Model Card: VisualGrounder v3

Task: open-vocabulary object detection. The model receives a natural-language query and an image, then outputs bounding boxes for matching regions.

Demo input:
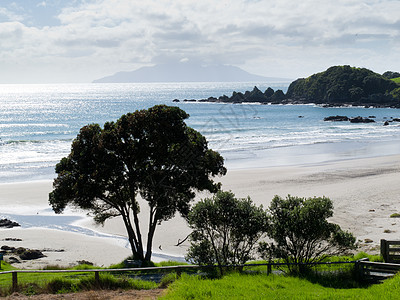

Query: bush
[186,190,267,275]
[259,195,356,274]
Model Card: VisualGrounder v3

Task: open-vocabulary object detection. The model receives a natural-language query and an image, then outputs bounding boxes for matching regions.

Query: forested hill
[286,66,400,107]
[177,65,400,108]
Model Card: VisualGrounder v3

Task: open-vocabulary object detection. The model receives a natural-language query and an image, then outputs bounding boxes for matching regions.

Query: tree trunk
[145,214,158,261]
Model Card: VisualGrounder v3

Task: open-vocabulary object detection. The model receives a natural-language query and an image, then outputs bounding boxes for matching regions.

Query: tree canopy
[186,190,267,274]
[259,195,356,274]
[49,105,226,262]
[286,65,400,104]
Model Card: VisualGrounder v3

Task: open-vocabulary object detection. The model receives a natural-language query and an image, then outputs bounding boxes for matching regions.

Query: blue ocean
[1,82,400,183]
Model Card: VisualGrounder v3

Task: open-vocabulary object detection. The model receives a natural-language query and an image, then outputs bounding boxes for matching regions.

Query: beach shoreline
[1,153,400,268]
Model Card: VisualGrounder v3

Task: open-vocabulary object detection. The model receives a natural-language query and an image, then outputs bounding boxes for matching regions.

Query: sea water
[1,82,400,183]
[1,82,400,258]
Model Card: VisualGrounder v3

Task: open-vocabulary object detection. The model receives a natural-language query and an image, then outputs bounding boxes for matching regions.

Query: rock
[349,116,375,123]
[393,118,400,122]
[2,238,22,241]
[364,238,373,243]
[77,260,94,265]
[384,121,390,126]
[0,219,20,228]
[172,99,179,102]
[7,256,20,264]
[324,115,349,122]
[1,245,15,251]
[369,116,376,118]
[19,249,45,260]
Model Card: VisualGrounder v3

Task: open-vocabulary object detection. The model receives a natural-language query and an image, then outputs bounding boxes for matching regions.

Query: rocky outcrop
[1,246,45,260]
[324,116,349,122]
[0,219,20,228]
[349,116,375,123]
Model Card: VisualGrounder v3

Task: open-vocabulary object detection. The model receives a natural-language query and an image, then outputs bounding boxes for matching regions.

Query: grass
[161,271,400,299]
[391,77,400,84]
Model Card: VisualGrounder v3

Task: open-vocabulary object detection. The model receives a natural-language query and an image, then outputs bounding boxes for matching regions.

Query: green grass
[161,272,400,299]
[391,77,400,84]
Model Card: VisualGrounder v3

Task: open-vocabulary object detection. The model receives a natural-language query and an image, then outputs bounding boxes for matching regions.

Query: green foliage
[259,195,356,274]
[390,87,400,100]
[390,77,400,84]
[383,71,400,79]
[159,272,178,288]
[186,191,267,274]
[287,65,398,104]
[49,105,226,262]
[390,213,400,218]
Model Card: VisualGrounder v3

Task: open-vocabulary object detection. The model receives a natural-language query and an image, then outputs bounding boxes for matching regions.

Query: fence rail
[380,239,400,263]
[0,261,359,292]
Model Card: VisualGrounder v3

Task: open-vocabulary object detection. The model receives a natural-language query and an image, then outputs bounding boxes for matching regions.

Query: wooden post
[12,272,18,292]
[381,239,388,262]
[267,263,272,275]
[176,267,182,278]
[95,271,100,287]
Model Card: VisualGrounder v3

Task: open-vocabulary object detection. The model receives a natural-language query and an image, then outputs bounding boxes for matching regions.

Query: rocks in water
[384,121,390,126]
[77,260,94,266]
[349,116,375,123]
[393,118,400,122]
[0,218,20,228]
[1,245,45,260]
[172,99,179,102]
[324,115,349,122]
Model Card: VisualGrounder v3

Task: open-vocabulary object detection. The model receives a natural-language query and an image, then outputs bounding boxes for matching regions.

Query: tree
[49,105,226,262]
[186,191,268,274]
[259,195,356,274]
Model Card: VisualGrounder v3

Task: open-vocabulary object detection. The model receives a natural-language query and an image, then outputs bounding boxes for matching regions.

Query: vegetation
[161,272,400,300]
[186,191,267,274]
[49,105,226,262]
[286,65,399,105]
[390,77,400,84]
[390,213,400,218]
[259,195,356,274]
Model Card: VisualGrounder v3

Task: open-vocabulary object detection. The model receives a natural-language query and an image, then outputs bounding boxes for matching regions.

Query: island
[176,66,400,108]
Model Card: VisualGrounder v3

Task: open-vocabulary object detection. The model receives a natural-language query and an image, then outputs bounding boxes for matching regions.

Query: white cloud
[0,0,399,82]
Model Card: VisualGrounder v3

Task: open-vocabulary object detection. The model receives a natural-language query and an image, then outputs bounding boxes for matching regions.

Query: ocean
[1,82,400,183]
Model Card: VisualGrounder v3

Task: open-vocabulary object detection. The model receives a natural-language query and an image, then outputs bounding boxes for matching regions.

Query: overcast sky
[0,0,399,83]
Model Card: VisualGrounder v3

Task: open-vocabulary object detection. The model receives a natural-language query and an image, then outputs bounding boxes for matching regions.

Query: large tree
[49,105,226,262]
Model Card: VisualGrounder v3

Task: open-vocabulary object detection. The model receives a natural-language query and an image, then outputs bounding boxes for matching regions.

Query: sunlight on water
[1,82,400,182]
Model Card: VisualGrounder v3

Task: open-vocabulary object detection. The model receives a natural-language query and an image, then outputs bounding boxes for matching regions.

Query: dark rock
[1,245,15,251]
[384,121,390,126]
[369,116,376,118]
[77,260,94,265]
[2,238,22,241]
[0,219,20,228]
[349,116,375,123]
[324,115,349,122]
[172,99,179,102]
[393,118,400,122]
[7,257,20,264]
[19,249,45,260]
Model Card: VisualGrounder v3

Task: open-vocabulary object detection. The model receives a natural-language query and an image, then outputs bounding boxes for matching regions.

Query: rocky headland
[175,66,400,108]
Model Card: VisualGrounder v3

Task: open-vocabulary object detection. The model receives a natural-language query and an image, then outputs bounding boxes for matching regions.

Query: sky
[0,0,399,83]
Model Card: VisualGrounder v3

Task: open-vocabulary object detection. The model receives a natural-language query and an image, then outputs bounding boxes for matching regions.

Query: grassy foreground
[161,272,400,300]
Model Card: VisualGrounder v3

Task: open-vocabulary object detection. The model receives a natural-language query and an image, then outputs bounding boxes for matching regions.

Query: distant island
[93,62,290,83]
[176,66,400,108]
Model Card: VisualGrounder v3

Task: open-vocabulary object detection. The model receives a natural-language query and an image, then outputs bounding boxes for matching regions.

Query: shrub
[186,191,267,275]
[259,195,356,274]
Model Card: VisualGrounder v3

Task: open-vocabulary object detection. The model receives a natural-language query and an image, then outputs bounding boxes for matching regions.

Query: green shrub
[159,272,178,288]
[390,213,400,218]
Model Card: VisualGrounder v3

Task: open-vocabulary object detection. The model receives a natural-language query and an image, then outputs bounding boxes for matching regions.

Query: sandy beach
[1,154,400,268]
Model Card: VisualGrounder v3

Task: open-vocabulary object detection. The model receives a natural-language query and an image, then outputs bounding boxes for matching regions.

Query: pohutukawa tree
[49,105,226,262]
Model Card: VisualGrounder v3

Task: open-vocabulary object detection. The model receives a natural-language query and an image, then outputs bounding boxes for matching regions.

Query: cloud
[0,0,400,82]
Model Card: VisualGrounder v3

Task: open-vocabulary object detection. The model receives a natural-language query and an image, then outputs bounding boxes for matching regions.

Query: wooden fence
[380,239,400,263]
[355,258,400,283]
[0,261,358,292]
